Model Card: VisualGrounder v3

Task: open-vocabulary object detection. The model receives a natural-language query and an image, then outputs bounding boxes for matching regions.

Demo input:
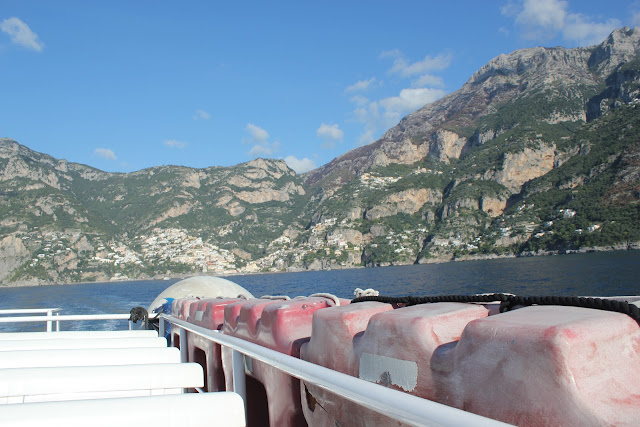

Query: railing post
[159,317,166,339]
[179,327,188,363]
[55,311,60,331]
[232,349,247,418]
[178,326,189,393]
[46,310,53,332]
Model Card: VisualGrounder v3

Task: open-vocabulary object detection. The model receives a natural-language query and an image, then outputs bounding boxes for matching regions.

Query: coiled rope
[351,293,640,324]
[129,306,149,329]
[354,288,380,298]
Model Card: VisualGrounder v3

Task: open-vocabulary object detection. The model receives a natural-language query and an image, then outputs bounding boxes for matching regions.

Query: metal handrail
[160,313,508,427]
[0,308,63,332]
[0,313,133,331]
[0,308,62,315]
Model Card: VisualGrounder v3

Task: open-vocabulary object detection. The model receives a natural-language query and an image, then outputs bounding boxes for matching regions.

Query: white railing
[0,309,133,331]
[159,314,509,427]
[0,308,62,332]
[0,308,64,332]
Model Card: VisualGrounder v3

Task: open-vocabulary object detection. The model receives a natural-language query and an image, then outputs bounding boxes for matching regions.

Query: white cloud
[249,141,280,157]
[317,123,344,149]
[349,94,369,107]
[243,123,280,157]
[379,49,402,59]
[380,88,447,118]
[245,123,269,142]
[501,1,520,17]
[351,88,446,146]
[244,123,279,157]
[345,78,380,93]
[514,0,567,38]
[193,109,211,120]
[348,49,451,147]
[389,53,452,77]
[94,148,117,160]
[164,139,187,149]
[284,155,316,174]
[563,14,621,46]
[0,17,44,51]
[504,0,621,45]
[352,101,381,146]
[412,74,445,88]
[358,129,377,146]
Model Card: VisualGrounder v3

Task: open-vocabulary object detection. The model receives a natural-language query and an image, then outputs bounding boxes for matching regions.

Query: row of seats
[171,296,640,427]
[0,329,245,426]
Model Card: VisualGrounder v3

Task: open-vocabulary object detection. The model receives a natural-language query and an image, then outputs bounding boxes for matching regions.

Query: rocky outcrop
[486,144,556,193]
[0,138,110,183]
[588,27,640,75]
[150,202,197,226]
[480,196,508,217]
[431,130,469,162]
[440,198,480,219]
[603,140,640,206]
[181,172,203,188]
[0,156,63,189]
[235,181,305,204]
[365,188,442,220]
[327,228,363,245]
[243,158,294,180]
[0,236,29,282]
[73,235,94,253]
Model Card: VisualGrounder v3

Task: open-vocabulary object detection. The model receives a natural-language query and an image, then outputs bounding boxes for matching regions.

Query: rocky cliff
[306,27,640,190]
[303,27,640,267]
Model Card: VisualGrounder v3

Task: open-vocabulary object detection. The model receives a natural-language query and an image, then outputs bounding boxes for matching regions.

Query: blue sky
[0,1,637,174]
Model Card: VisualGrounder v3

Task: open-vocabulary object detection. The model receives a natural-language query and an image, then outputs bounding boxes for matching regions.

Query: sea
[1,251,639,332]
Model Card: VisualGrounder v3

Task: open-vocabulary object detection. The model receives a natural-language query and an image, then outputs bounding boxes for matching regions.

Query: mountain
[305,26,640,264]
[1,27,639,286]
[0,142,308,285]
[307,27,640,189]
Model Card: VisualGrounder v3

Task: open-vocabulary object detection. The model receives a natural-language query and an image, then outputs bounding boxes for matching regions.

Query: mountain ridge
[306,27,640,191]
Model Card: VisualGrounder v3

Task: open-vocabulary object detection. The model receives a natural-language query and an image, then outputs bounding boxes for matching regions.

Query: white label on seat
[195,311,204,322]
[359,352,418,392]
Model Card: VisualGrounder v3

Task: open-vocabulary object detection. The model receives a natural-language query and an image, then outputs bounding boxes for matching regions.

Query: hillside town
[15,199,610,284]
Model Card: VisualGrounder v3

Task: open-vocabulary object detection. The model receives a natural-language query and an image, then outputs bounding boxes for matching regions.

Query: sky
[0,1,638,174]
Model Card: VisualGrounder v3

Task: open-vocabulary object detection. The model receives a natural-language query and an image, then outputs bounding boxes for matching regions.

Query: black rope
[351,293,640,324]
[129,306,149,329]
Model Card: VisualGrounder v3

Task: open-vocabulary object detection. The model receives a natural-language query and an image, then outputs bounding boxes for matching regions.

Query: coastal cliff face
[1,28,639,285]
[306,28,640,189]
[305,27,640,266]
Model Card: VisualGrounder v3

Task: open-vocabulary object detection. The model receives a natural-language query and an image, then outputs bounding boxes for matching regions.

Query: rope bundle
[351,293,640,324]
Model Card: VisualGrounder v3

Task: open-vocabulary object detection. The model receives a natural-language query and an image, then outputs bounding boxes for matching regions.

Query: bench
[0,363,203,403]
[0,392,246,427]
[0,347,180,369]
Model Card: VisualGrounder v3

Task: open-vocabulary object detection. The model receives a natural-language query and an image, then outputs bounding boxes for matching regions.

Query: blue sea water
[0,251,638,332]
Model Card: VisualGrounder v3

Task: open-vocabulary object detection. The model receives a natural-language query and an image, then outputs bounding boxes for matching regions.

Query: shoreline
[1,244,638,289]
